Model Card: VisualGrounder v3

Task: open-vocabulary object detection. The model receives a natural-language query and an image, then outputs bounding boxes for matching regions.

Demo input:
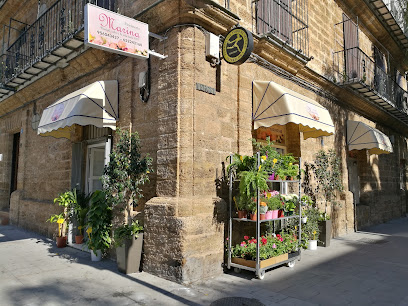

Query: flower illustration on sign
[307,104,320,121]
[51,103,65,122]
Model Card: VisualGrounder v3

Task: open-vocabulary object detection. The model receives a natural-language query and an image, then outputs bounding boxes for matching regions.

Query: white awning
[252,81,335,139]
[347,120,393,155]
[38,80,118,138]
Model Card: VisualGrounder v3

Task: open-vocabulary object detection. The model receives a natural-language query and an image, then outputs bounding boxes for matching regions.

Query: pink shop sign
[84,4,149,59]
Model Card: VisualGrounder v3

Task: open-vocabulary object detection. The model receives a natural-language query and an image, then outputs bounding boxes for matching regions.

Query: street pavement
[1,217,408,305]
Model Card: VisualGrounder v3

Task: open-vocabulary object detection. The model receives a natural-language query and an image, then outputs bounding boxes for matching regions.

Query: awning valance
[38,80,118,138]
[347,120,393,155]
[252,81,335,139]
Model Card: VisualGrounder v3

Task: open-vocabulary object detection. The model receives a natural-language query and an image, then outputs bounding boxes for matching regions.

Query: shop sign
[196,83,216,95]
[222,27,253,65]
[84,4,149,59]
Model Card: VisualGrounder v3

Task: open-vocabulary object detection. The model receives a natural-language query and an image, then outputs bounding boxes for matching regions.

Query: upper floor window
[90,0,115,11]
[254,0,309,57]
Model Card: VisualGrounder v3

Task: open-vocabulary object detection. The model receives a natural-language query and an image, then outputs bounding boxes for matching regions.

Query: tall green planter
[318,219,332,247]
[116,233,144,274]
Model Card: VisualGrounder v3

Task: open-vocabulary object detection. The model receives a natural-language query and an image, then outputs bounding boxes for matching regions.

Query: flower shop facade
[0,0,408,283]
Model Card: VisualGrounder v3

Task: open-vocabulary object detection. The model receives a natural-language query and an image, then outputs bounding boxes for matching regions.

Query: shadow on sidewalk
[0,225,201,305]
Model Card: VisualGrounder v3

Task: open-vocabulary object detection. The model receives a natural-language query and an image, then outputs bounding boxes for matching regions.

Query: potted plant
[86,190,112,261]
[102,128,152,268]
[259,200,268,220]
[233,195,248,219]
[114,220,144,274]
[301,205,320,250]
[265,192,281,219]
[73,189,91,244]
[281,194,298,216]
[47,213,67,248]
[318,212,332,247]
[47,190,76,247]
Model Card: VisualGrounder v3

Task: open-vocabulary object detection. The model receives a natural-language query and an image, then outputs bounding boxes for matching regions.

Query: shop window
[255,125,286,155]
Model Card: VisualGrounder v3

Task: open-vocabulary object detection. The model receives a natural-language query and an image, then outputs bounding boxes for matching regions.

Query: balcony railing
[333,47,408,115]
[253,0,309,57]
[0,0,115,87]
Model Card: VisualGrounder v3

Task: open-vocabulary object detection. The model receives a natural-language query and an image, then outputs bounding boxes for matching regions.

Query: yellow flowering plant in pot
[47,190,76,248]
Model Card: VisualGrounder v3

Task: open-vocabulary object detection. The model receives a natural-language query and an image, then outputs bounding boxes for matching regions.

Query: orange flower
[260,201,267,207]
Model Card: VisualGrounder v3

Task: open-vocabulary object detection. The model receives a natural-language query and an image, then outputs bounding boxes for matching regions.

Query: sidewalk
[1,218,408,305]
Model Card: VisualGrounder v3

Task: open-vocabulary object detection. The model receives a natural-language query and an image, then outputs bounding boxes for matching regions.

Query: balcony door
[343,14,359,81]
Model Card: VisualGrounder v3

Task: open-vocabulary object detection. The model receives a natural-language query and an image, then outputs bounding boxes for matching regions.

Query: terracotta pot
[237,210,247,219]
[249,213,257,221]
[75,235,84,244]
[56,236,67,248]
[260,213,266,220]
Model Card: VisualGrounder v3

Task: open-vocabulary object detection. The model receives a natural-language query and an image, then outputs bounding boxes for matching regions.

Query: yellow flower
[86,227,92,234]
[258,165,262,171]
[273,158,278,164]
[239,155,243,161]
[261,156,267,161]
[266,192,272,199]
[289,163,292,166]
[295,226,297,230]
[57,218,64,224]
[146,171,150,174]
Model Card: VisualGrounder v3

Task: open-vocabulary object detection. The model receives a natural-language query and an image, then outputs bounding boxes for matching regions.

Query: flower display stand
[227,153,302,280]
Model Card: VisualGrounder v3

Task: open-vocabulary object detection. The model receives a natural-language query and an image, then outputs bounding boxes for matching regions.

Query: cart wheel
[257,270,265,280]
[234,267,241,273]
[287,260,296,268]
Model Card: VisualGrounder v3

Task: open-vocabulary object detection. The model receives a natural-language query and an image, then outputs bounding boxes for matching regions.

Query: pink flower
[117,40,126,49]
[272,243,276,249]
[244,236,249,240]
[93,38,104,45]
[240,241,246,247]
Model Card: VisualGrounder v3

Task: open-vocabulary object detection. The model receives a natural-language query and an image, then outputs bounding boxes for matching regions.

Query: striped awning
[347,120,393,155]
[38,80,118,139]
[252,81,335,139]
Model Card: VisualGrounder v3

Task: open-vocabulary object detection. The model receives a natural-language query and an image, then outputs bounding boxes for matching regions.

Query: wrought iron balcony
[0,0,115,100]
[333,47,408,123]
[365,0,408,50]
[253,0,309,58]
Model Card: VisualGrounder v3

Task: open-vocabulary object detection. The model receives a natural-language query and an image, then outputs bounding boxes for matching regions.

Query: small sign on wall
[84,4,149,59]
[196,83,216,95]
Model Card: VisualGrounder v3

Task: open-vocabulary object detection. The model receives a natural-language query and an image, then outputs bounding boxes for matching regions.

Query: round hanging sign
[222,27,254,65]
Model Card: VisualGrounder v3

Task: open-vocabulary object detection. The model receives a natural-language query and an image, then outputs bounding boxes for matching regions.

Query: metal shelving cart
[227,153,302,280]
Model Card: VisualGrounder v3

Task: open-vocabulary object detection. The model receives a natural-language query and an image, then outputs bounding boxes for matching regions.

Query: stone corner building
[0,0,407,283]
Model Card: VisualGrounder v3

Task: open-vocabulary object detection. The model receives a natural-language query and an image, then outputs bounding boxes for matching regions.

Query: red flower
[244,236,249,240]
[261,237,267,245]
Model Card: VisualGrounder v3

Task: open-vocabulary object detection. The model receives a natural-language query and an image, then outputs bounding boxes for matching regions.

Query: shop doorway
[85,144,105,194]
[10,133,20,196]
[348,158,360,205]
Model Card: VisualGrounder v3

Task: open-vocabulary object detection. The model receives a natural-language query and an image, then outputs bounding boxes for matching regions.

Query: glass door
[86,144,105,194]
